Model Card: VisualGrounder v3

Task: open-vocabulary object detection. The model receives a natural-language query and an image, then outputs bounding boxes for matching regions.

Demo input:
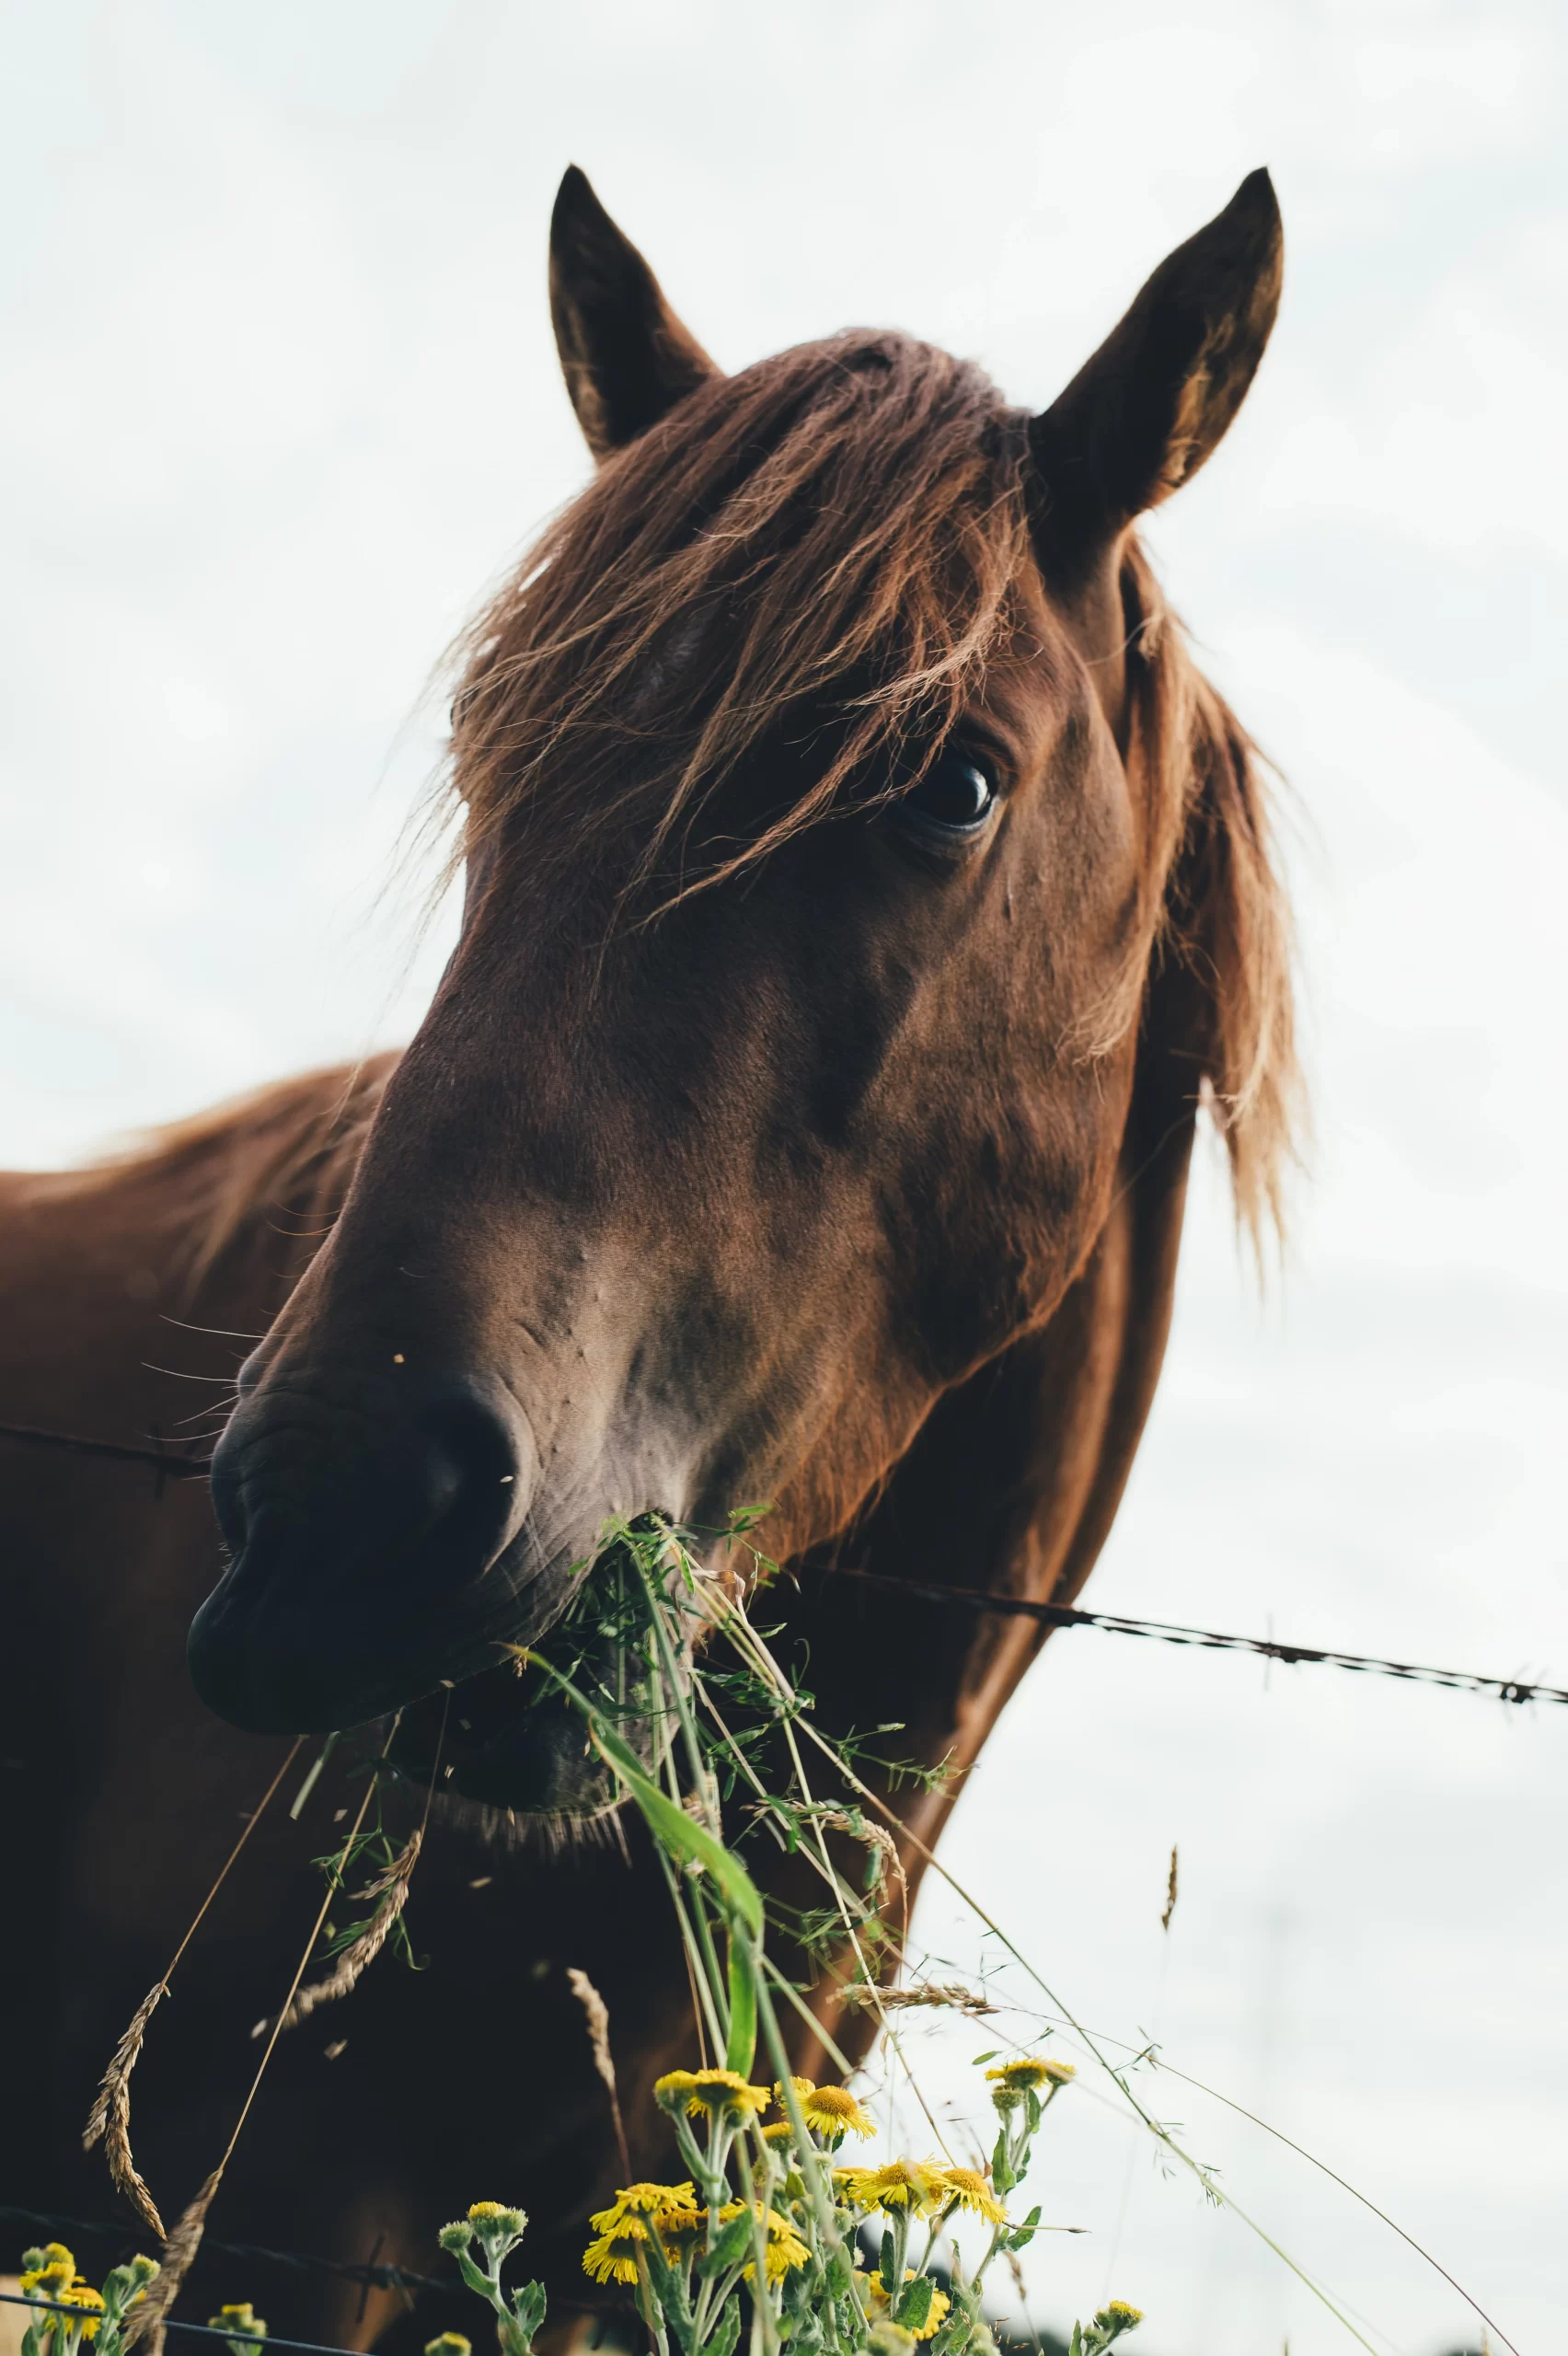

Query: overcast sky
[3,6,1565,2352]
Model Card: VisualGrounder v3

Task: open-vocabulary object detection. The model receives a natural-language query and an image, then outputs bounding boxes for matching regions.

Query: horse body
[0,1060,1189,2340]
[1,167,1293,2347]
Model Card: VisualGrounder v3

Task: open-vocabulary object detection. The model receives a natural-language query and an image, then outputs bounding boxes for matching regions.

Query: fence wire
[3,1418,1562,1708]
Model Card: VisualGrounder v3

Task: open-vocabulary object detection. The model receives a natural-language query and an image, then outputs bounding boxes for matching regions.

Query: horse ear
[549,165,722,462]
[1030,169,1283,552]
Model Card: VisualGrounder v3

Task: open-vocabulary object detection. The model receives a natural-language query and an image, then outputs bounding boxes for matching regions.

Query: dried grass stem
[82,1740,304,2242]
[568,1966,630,2185]
[259,1831,423,2036]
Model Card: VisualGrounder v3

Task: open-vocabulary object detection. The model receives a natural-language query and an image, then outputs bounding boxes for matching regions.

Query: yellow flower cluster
[19,2249,75,2296]
[582,2184,701,2283]
[20,2248,110,2341]
[581,2186,808,2287]
[831,2160,1005,2223]
[209,2305,267,2339]
[650,2067,875,2143]
[652,2068,770,2119]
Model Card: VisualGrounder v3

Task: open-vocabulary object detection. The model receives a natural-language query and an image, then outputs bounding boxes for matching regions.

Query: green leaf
[453,2249,496,2304]
[510,2281,548,2342]
[879,2232,897,2295]
[990,2127,1015,2194]
[1006,2205,1042,2251]
[895,2278,935,2332]
[640,2235,693,2350]
[702,2302,743,2356]
[971,2050,1000,2064]
[699,2212,757,2279]
[525,1655,764,1936]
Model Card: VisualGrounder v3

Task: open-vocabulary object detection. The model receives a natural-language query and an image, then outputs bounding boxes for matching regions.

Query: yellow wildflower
[932,2165,1006,2223]
[210,2306,267,2345]
[715,2202,809,2284]
[454,2202,527,2250]
[984,2057,1074,2090]
[762,2120,795,2142]
[582,2215,651,2285]
[54,2284,106,2340]
[778,2080,875,2142]
[423,2338,471,2356]
[589,2183,697,2232]
[653,2070,701,2108]
[836,2160,947,2214]
[1097,2303,1142,2331]
[653,2068,769,2119]
[653,2204,707,2261]
[20,2248,76,2295]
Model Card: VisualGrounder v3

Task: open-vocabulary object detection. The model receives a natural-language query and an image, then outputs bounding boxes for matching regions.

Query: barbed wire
[0,2290,375,2356]
[0,2208,613,2327]
[0,1421,210,1483]
[3,1417,1562,1709]
[0,2206,443,2298]
[830,1567,1567,1707]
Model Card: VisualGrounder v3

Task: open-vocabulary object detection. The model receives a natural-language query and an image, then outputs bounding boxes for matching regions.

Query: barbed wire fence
[5,1417,1562,1709]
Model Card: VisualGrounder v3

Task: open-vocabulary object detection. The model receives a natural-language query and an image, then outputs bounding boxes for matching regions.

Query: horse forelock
[441,329,1037,907]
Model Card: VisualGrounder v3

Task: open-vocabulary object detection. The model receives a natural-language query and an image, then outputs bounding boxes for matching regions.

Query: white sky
[3,5,1565,2351]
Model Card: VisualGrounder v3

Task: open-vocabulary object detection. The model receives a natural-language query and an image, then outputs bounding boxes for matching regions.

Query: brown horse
[0,167,1295,2348]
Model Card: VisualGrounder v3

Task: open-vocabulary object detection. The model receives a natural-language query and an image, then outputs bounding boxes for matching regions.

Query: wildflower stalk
[510,1521,1147,2356]
[764,1640,1383,2355]
[437,2207,545,2356]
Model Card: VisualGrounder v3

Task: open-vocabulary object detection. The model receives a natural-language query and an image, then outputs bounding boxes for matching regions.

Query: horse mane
[1118,540,1299,1248]
[49,1058,398,1291]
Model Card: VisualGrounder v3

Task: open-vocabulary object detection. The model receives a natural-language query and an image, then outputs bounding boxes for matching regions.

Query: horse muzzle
[190,1365,559,1735]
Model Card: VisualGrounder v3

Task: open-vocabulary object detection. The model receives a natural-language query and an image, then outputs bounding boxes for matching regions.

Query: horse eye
[897,748,997,837]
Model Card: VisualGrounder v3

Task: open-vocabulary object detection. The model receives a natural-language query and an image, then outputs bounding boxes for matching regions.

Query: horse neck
[778,1059,1197,1861]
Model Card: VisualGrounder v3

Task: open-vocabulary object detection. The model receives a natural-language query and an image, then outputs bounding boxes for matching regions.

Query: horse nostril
[417,1384,529,1537]
[192,1369,538,1733]
[208,1368,533,1587]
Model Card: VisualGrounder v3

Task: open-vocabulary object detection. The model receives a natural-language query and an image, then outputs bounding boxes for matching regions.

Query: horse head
[190,166,1292,1812]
